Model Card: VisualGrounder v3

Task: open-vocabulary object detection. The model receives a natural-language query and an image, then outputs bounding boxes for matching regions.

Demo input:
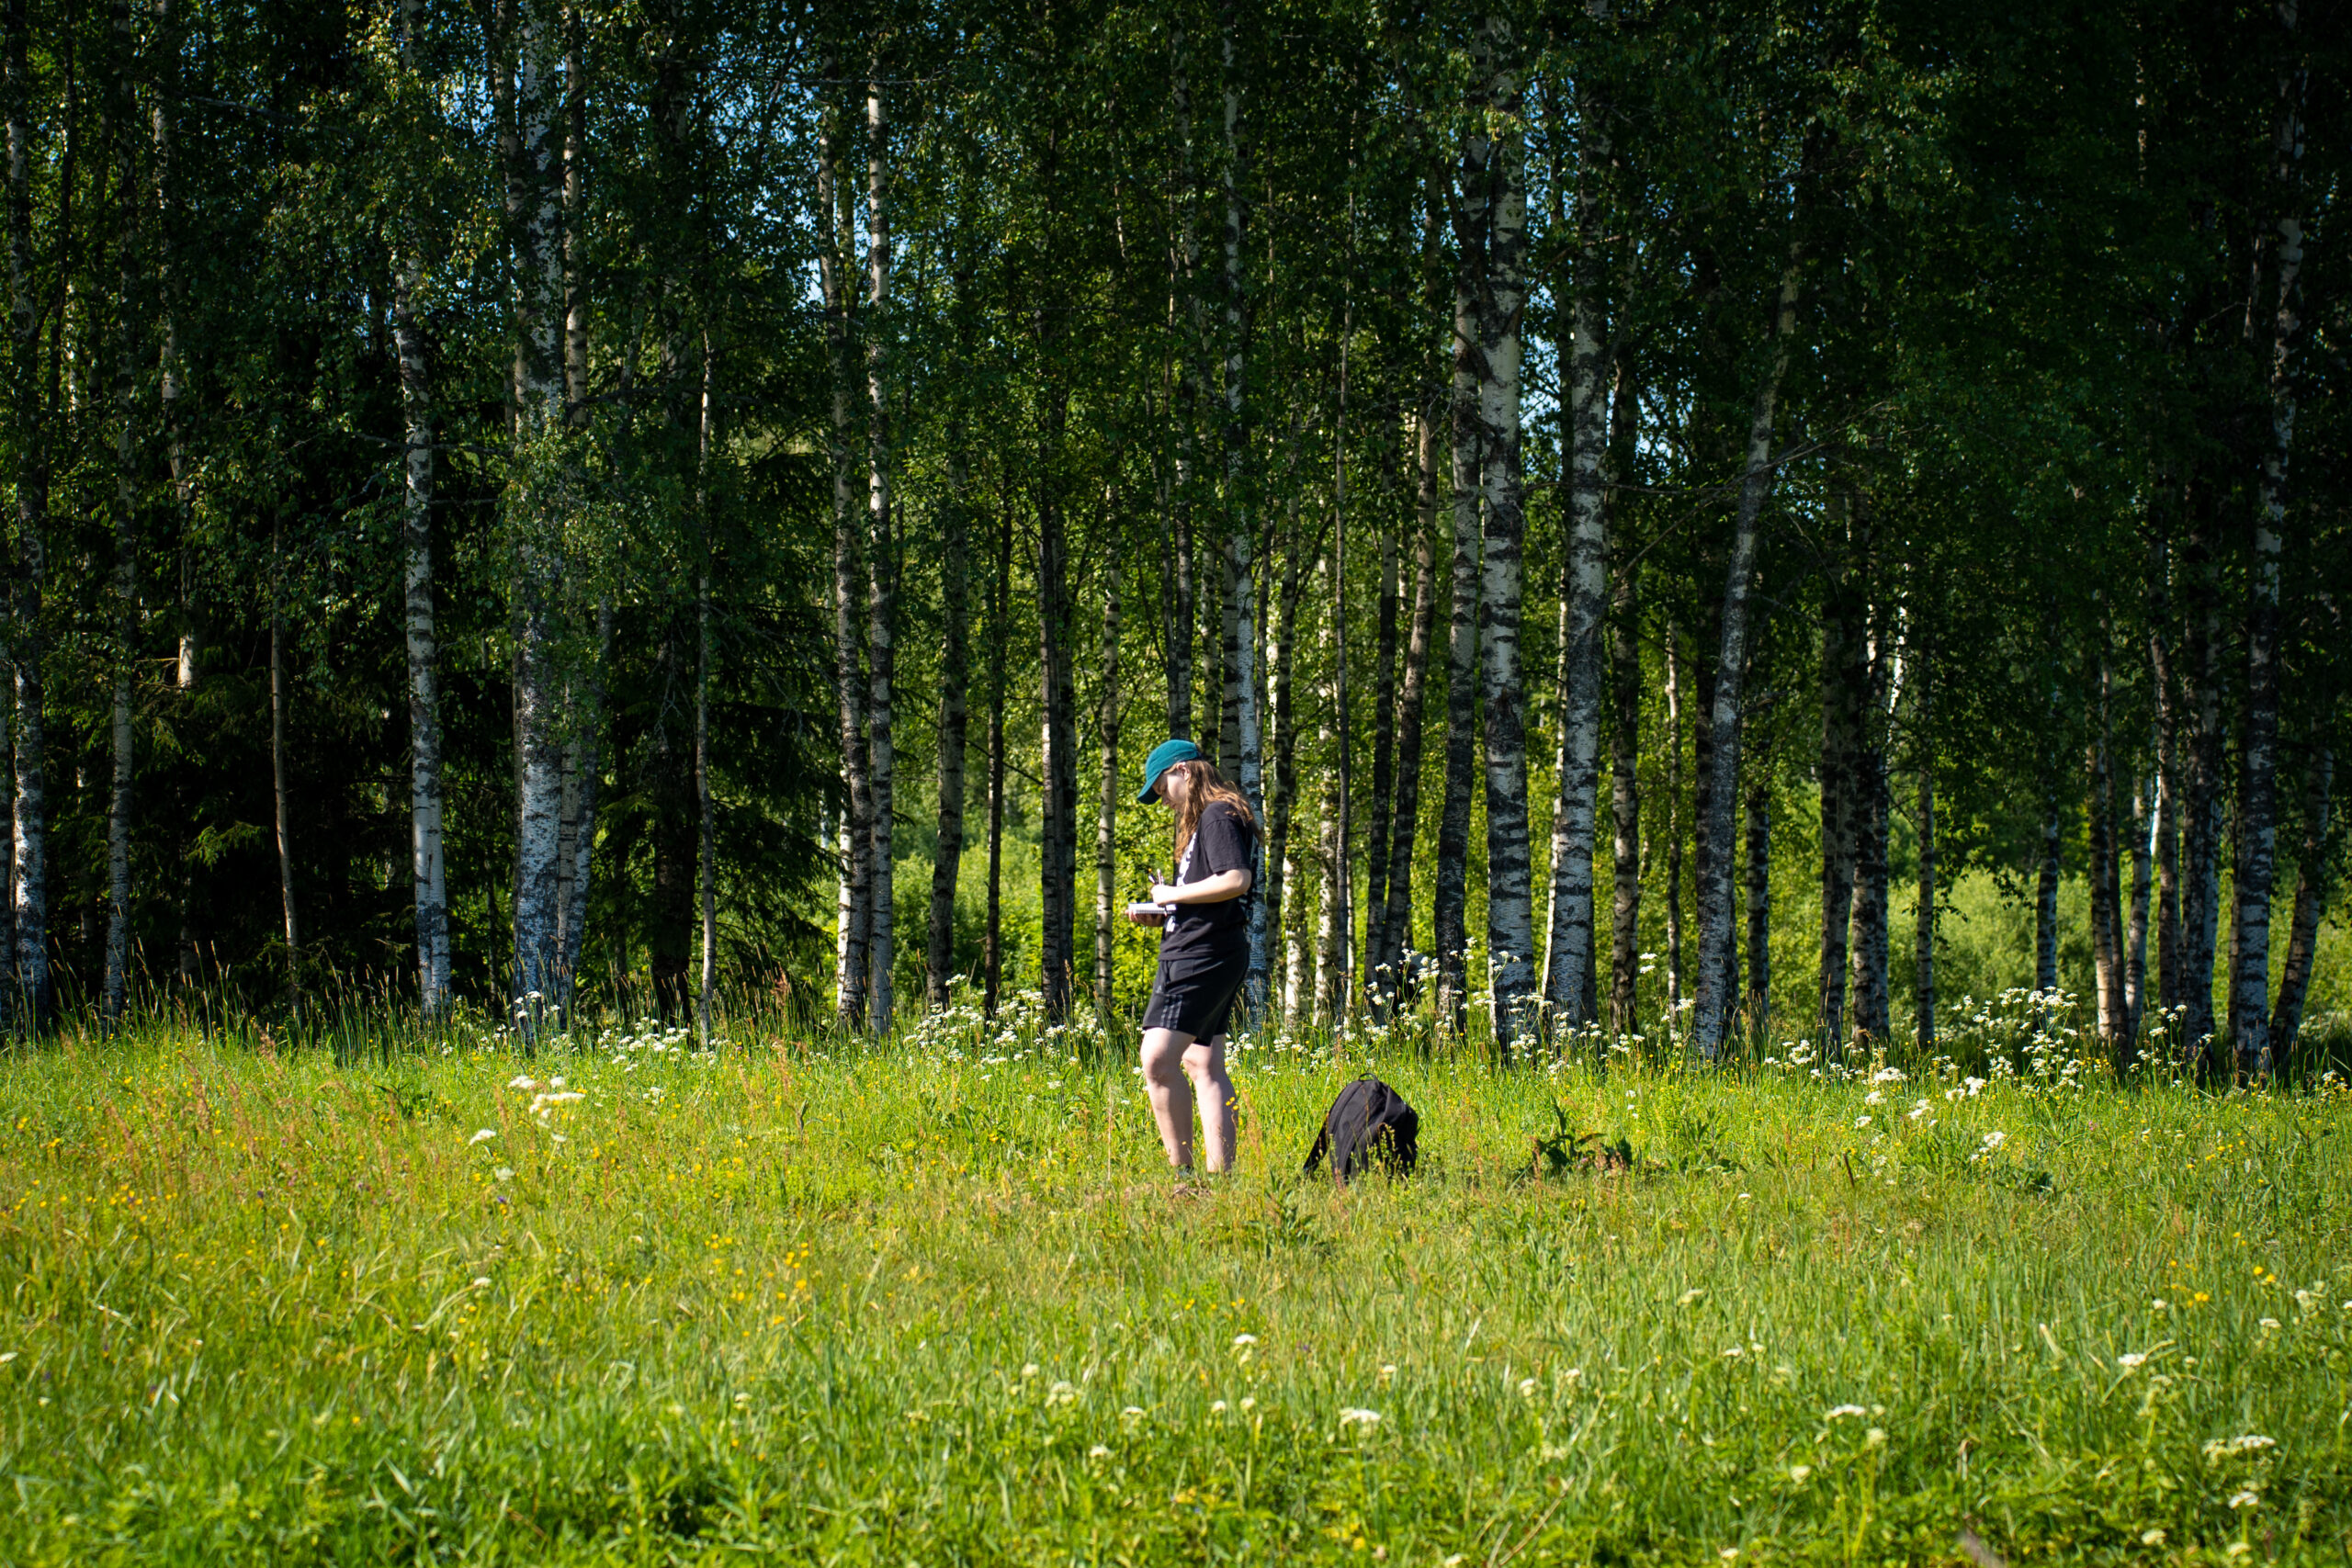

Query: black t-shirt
[1159,799,1256,974]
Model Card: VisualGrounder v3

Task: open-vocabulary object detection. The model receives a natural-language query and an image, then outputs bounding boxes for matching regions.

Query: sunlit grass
[0,991,2346,1563]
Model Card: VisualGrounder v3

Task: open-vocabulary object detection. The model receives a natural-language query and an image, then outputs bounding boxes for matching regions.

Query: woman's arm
[1150,867,1252,905]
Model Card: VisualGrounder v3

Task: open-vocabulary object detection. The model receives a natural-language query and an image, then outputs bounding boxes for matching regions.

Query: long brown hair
[1171,760,1257,865]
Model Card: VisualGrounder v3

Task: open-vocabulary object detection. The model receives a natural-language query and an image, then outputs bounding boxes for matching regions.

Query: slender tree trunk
[389,236,450,1016]
[1313,578,1343,1024]
[152,0,193,701]
[1363,445,1398,1001]
[2226,12,2305,1080]
[1326,324,1353,1024]
[1543,243,1608,1032]
[1607,538,1642,1040]
[1464,17,1532,1053]
[1093,558,1122,1021]
[982,512,1010,1017]
[695,335,718,1042]
[1435,199,1486,1037]
[1848,611,1892,1048]
[2177,508,2225,1059]
[1269,483,1304,1021]
[926,434,972,1011]
[550,7,594,1021]
[1913,653,1936,1053]
[2150,573,2184,1020]
[1817,533,1861,1054]
[3,0,50,1032]
[2271,740,2333,1053]
[270,520,300,1030]
[1167,28,1201,743]
[1035,389,1079,1020]
[863,75,898,1035]
[103,0,139,1025]
[1690,248,1802,1055]
[1218,6,1267,1014]
[2124,773,2153,1045]
[1375,412,1439,1007]
[503,0,569,1038]
[2088,652,2128,1050]
[2035,793,2062,996]
[1662,629,1683,1013]
[816,66,868,1030]
[1692,645,1717,1005]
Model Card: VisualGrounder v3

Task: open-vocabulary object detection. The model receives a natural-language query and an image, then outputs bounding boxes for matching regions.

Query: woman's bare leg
[1184,1034,1237,1173]
[1140,1026,1199,1168]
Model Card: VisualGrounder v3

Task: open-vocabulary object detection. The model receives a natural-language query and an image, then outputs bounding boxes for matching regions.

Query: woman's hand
[1125,907,1167,928]
[1149,883,1184,907]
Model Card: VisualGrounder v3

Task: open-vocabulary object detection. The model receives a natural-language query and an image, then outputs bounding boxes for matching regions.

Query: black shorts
[1143,953,1249,1041]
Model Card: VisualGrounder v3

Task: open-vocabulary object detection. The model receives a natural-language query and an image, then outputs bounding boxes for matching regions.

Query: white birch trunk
[1433,252,1485,1034]
[2124,773,2153,1044]
[696,335,717,1043]
[1269,480,1304,1024]
[1471,17,1532,1055]
[816,64,868,1029]
[4,0,51,1030]
[1542,264,1608,1031]
[864,75,897,1035]
[391,248,449,1016]
[1663,628,1683,1013]
[103,0,138,1026]
[1607,518,1642,1038]
[2225,6,2305,1078]
[1219,10,1266,1016]
[982,514,1010,1015]
[1689,249,1803,1056]
[1314,563,1342,1025]
[1093,560,1122,1020]
[503,0,570,1037]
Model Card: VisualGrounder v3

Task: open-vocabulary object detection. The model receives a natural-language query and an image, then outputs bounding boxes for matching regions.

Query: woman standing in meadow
[1127,739,1258,1175]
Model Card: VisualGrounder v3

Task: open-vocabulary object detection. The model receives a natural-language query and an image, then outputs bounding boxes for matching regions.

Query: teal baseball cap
[1136,738,1204,802]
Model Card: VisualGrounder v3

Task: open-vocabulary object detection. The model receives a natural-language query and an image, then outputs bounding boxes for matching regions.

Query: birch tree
[816,58,869,1030]
[1217,3,1267,1012]
[101,0,138,1026]
[1540,74,1609,1034]
[2224,1,2308,1079]
[386,0,448,1015]
[863,73,898,1033]
[1689,241,1802,1057]
[499,0,571,1036]
[3,0,51,1032]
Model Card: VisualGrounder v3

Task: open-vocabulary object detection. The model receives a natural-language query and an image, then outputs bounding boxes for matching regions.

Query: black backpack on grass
[1304,1076,1419,1184]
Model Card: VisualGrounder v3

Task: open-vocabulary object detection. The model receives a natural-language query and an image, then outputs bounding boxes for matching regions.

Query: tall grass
[0,986,2346,1564]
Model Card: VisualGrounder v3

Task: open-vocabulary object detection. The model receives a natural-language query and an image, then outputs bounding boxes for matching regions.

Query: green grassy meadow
[1,995,2348,1565]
